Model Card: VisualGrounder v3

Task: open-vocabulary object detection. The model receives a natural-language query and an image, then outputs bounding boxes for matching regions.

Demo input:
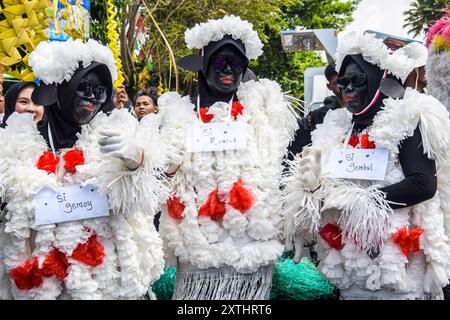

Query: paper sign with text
[186,121,248,153]
[326,148,389,181]
[34,185,109,226]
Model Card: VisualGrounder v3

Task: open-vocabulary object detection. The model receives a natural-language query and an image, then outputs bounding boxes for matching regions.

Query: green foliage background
[89,0,357,99]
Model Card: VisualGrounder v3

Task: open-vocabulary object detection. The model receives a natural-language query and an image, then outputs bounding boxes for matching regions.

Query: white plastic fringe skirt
[172,263,274,300]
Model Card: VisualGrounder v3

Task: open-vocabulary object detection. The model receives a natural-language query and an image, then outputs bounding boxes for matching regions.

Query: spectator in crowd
[102,84,134,116]
[133,91,158,121]
[1,81,44,126]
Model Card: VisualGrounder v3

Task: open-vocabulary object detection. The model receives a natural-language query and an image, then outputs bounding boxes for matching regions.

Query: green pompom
[151,266,177,300]
[150,256,336,300]
[270,257,337,300]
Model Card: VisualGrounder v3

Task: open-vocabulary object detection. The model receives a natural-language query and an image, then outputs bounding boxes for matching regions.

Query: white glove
[298,146,322,192]
[98,129,144,170]
[293,232,306,264]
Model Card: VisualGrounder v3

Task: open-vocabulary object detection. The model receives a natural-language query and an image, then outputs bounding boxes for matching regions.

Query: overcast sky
[342,0,422,40]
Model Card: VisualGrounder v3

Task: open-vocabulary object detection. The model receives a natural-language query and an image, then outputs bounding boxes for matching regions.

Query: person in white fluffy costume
[0,39,168,299]
[154,15,298,300]
[283,31,450,300]
[424,11,450,300]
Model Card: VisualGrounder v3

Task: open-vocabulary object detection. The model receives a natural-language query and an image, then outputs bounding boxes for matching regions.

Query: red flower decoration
[63,149,85,173]
[392,227,424,257]
[228,179,253,213]
[360,133,376,149]
[36,151,60,174]
[41,248,69,281]
[9,257,43,290]
[348,134,359,148]
[231,102,244,120]
[71,235,105,267]
[167,196,185,220]
[198,189,227,221]
[198,107,214,123]
[319,223,344,250]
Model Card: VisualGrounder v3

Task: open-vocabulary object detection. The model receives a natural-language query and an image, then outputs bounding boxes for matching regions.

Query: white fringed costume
[0,110,167,299]
[0,39,168,300]
[157,79,298,299]
[283,33,450,300]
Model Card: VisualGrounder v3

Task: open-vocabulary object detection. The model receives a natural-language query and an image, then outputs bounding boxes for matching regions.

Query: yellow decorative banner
[106,0,124,89]
[0,0,50,80]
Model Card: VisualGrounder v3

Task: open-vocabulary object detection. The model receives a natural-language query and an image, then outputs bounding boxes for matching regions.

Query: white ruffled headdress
[335,32,419,83]
[29,39,118,85]
[184,15,263,60]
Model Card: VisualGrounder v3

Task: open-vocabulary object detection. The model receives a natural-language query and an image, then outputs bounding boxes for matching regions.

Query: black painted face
[205,45,247,96]
[338,62,369,114]
[71,72,107,125]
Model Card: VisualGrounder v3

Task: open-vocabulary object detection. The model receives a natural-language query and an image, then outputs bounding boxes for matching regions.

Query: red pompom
[231,102,244,120]
[36,151,60,174]
[9,257,43,290]
[63,149,85,173]
[198,189,227,221]
[167,196,185,220]
[319,223,344,250]
[41,248,69,281]
[360,133,376,149]
[348,134,359,148]
[392,227,424,257]
[71,235,105,267]
[198,107,214,123]
[228,179,253,213]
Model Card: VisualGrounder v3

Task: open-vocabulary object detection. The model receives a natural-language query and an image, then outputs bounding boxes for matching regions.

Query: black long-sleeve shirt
[380,126,437,209]
[288,122,437,209]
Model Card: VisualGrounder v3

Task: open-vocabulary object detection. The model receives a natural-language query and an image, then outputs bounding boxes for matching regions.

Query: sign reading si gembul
[326,148,389,181]
[33,185,109,225]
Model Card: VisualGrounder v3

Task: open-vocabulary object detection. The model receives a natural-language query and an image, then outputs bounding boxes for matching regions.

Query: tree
[88,0,356,99]
[404,0,449,37]
[252,0,357,99]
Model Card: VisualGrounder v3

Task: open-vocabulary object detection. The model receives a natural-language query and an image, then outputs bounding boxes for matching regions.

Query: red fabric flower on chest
[392,227,424,257]
[198,107,214,123]
[167,196,185,220]
[346,132,376,149]
[63,149,85,173]
[348,135,359,148]
[41,248,69,281]
[198,189,226,221]
[37,151,60,174]
[228,179,253,213]
[319,223,344,250]
[231,102,244,119]
[71,235,105,267]
[360,133,376,149]
[9,257,43,290]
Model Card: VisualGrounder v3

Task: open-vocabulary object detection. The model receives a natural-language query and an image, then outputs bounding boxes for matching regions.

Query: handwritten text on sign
[326,148,389,181]
[186,121,248,153]
[33,185,109,226]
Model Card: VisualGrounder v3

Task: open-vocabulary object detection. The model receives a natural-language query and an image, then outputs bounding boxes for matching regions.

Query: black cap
[177,35,248,73]
[32,61,113,107]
